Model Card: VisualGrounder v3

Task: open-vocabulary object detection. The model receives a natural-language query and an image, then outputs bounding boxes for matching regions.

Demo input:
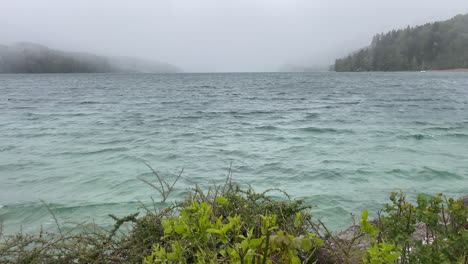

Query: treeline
[335,14,468,71]
[0,43,181,73]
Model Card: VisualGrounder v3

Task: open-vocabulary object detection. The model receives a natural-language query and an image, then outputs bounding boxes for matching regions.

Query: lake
[1,72,467,233]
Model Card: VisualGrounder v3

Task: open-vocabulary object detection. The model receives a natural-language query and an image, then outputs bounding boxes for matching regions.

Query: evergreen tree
[335,13,468,71]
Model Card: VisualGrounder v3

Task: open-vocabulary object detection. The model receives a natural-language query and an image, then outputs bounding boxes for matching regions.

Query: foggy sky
[2,0,468,72]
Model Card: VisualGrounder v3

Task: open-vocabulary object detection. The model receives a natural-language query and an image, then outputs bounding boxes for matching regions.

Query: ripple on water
[298,127,354,134]
[1,72,468,233]
[397,134,433,140]
[255,125,278,130]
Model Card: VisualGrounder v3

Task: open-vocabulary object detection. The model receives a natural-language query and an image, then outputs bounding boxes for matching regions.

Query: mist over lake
[1,72,467,233]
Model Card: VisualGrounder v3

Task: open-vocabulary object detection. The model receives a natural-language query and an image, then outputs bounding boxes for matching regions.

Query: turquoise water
[1,72,467,233]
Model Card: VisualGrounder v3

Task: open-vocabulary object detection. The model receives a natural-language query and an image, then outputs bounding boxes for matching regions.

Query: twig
[0,216,3,238]
[151,196,158,214]
[223,162,233,192]
[140,163,183,203]
[40,199,62,236]
[441,204,448,232]
[108,213,139,240]
[144,162,166,194]
[169,168,184,194]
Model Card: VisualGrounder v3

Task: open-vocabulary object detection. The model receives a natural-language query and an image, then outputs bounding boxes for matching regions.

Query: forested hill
[0,43,181,73]
[334,14,468,72]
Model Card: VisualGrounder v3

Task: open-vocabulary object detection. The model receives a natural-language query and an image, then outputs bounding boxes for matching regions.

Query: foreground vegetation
[335,13,468,71]
[0,168,466,263]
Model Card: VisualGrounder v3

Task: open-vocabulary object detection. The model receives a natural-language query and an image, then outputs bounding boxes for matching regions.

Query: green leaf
[164,225,173,234]
[241,239,249,251]
[294,212,302,228]
[221,223,232,234]
[216,196,228,205]
[361,209,369,221]
[388,252,401,261]
[301,237,313,251]
[291,256,301,264]
[249,238,264,247]
[207,228,222,235]
[174,224,187,235]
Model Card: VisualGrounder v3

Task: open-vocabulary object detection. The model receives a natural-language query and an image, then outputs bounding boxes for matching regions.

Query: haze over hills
[277,64,331,72]
[2,14,468,74]
[334,14,468,72]
[0,43,181,73]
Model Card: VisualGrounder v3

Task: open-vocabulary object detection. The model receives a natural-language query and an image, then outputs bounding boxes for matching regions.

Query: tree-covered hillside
[335,14,468,71]
[0,43,181,73]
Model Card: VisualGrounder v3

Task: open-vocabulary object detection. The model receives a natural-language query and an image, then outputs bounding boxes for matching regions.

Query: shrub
[0,166,466,264]
[144,198,322,264]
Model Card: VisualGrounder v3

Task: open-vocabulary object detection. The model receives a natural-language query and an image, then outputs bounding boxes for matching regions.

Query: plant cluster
[0,166,466,263]
[145,199,322,264]
[367,192,468,263]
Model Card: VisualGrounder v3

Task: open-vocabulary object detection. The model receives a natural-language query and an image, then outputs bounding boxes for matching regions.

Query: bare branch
[40,200,62,236]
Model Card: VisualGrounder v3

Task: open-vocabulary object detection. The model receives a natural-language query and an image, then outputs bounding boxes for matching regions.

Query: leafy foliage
[0,165,466,264]
[376,192,467,263]
[145,198,322,264]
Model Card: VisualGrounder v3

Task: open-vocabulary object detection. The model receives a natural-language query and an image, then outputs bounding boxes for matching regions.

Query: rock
[334,225,371,249]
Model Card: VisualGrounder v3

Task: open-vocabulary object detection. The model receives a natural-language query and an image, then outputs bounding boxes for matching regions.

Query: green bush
[144,198,322,264]
[370,192,468,264]
[0,167,466,264]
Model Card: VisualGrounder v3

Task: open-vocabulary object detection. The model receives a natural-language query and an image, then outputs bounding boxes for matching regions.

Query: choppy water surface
[1,72,467,233]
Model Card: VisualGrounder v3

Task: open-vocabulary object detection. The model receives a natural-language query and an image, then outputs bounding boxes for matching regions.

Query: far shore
[428,68,468,72]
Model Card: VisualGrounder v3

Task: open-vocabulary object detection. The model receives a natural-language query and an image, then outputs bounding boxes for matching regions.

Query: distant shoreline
[428,68,468,72]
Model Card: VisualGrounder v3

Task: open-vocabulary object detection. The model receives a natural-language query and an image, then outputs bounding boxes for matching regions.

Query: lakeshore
[429,68,468,72]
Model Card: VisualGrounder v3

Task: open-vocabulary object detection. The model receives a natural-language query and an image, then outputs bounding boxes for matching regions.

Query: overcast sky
[2,0,467,72]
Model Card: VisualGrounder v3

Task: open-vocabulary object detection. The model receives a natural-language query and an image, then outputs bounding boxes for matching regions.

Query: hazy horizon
[2,0,468,72]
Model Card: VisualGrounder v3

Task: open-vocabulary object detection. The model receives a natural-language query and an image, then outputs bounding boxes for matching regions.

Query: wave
[398,134,433,140]
[394,98,437,102]
[445,133,468,139]
[304,113,320,119]
[255,125,278,130]
[79,101,100,105]
[97,139,134,145]
[320,159,351,164]
[309,170,343,180]
[195,85,216,89]
[431,107,459,111]
[337,101,361,105]
[60,147,129,155]
[271,97,307,101]
[177,115,202,120]
[423,126,462,131]
[387,168,463,180]
[0,145,15,152]
[0,201,141,212]
[400,133,468,140]
[298,127,353,134]
[418,167,463,180]
[260,136,287,141]
[10,106,37,110]
[178,132,197,137]
[288,107,309,111]
[68,112,95,117]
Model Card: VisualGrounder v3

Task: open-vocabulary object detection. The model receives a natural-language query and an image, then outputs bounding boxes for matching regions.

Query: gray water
[1,72,467,233]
